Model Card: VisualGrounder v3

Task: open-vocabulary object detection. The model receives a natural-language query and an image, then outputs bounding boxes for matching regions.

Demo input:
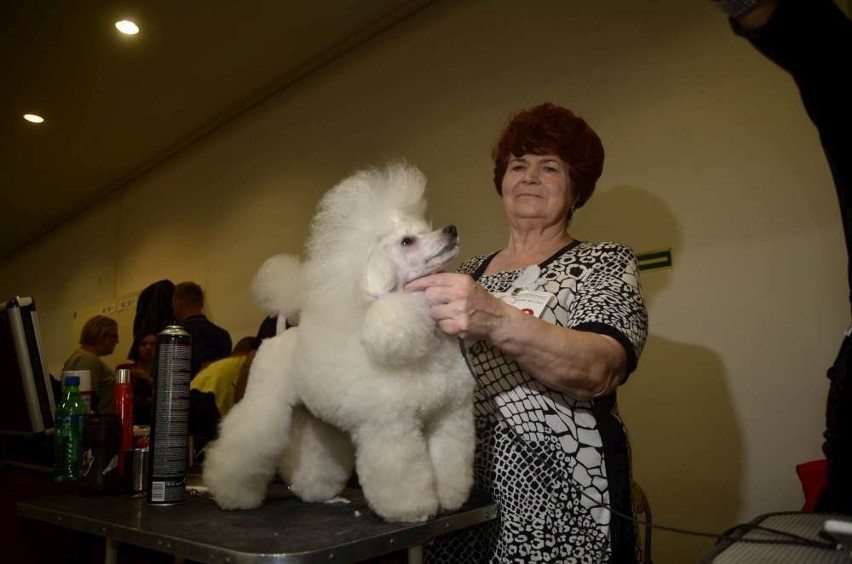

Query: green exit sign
[637,249,672,271]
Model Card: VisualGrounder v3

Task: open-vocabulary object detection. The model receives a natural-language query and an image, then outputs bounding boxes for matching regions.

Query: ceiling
[0,0,433,261]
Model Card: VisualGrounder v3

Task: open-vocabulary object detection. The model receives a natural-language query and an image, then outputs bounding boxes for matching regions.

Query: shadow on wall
[575,185,744,563]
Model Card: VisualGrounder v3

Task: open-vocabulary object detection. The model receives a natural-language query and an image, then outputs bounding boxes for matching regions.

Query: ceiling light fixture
[115,20,140,35]
[23,114,45,124]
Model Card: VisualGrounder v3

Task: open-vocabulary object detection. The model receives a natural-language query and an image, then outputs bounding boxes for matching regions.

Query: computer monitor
[0,297,56,436]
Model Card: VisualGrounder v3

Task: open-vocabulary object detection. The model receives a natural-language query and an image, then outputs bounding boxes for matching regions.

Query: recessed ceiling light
[23,114,44,124]
[115,20,140,35]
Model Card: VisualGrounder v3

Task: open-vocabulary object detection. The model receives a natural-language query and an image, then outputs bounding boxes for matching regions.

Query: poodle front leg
[280,407,354,502]
[352,422,438,523]
[203,334,297,510]
[426,402,475,512]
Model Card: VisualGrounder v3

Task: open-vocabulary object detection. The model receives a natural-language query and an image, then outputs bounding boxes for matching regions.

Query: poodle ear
[362,247,398,300]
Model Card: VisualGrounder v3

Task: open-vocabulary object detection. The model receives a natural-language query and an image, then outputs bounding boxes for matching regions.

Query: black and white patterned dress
[425,241,648,564]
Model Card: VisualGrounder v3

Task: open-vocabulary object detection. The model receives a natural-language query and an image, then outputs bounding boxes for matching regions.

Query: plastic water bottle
[53,375,88,482]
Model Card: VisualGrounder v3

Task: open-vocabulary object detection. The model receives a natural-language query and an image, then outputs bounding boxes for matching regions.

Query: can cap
[116,368,131,384]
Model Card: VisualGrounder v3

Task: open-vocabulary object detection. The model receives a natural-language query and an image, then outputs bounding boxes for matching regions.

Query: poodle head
[363,223,459,299]
[304,161,458,302]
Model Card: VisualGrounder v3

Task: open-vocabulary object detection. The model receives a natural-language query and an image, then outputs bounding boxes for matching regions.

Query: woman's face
[501,153,572,228]
[97,327,119,357]
[138,334,157,362]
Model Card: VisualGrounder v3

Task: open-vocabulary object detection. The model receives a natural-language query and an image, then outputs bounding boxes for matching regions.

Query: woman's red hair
[492,103,604,212]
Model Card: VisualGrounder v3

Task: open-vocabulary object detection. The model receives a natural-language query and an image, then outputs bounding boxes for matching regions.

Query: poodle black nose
[443,225,458,239]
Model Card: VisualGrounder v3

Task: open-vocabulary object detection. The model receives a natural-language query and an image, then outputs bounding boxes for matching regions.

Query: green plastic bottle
[53,375,88,482]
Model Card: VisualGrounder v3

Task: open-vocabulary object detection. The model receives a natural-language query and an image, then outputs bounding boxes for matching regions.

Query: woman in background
[62,315,120,414]
[116,330,157,425]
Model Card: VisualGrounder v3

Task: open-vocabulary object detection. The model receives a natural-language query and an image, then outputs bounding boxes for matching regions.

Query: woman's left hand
[405,272,509,341]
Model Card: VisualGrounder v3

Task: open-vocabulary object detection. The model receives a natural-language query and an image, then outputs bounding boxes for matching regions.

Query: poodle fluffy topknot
[203,161,475,522]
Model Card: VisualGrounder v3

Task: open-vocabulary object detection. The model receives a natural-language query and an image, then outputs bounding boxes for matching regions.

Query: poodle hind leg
[352,422,438,522]
[280,407,354,502]
[426,402,475,512]
[203,333,297,509]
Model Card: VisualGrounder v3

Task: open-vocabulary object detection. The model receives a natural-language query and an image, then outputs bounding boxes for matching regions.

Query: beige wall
[1,1,846,561]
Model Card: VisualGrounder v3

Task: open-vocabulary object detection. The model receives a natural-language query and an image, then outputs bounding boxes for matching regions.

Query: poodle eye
[400,236,416,246]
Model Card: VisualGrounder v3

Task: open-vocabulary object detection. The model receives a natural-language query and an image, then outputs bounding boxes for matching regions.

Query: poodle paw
[370,494,439,523]
[437,483,472,512]
[289,480,345,503]
[203,458,270,510]
[208,484,266,510]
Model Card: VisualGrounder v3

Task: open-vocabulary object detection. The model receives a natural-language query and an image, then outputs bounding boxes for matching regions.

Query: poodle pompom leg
[426,403,475,512]
[203,334,297,510]
[352,423,438,523]
[280,407,354,502]
[360,293,438,366]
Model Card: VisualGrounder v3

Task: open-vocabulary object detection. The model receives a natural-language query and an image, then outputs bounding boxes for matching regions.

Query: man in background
[714,0,851,513]
[172,281,232,378]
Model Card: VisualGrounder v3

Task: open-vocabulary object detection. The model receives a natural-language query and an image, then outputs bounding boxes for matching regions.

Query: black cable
[594,498,837,550]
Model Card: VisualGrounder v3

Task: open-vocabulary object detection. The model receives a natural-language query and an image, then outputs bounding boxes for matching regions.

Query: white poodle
[203,162,475,522]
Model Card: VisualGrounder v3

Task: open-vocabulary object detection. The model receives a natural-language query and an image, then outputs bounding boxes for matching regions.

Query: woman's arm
[406,273,628,400]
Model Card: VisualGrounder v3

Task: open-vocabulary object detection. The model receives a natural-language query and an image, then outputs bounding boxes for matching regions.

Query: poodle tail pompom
[252,253,303,320]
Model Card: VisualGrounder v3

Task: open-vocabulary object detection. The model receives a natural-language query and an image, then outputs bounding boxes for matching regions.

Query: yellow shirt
[189,355,248,417]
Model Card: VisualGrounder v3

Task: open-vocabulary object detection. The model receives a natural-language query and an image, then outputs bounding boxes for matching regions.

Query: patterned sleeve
[567,243,648,375]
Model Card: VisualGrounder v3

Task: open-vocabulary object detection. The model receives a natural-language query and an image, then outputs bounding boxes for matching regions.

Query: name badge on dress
[494,288,554,318]
[490,266,553,317]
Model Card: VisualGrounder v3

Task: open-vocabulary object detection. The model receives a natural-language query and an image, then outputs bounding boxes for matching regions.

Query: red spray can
[114,368,134,474]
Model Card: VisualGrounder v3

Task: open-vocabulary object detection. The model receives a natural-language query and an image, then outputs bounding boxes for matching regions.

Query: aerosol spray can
[147,325,192,505]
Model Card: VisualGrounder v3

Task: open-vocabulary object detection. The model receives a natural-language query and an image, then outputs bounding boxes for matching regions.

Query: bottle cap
[62,369,92,391]
[65,375,80,386]
[116,368,131,384]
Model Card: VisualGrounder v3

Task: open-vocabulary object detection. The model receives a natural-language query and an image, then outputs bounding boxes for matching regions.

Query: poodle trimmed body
[203,162,475,522]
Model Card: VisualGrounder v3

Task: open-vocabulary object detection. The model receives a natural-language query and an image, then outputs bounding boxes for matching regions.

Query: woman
[408,103,648,562]
[116,330,157,424]
[62,315,120,414]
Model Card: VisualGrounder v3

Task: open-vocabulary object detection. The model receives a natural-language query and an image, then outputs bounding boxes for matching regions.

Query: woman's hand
[404,272,509,341]
[406,271,627,400]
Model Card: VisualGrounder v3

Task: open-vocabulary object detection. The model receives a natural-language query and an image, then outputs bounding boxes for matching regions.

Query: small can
[147,324,192,505]
[123,448,150,496]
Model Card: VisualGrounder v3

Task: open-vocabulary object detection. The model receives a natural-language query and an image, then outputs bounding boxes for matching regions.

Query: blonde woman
[62,315,119,413]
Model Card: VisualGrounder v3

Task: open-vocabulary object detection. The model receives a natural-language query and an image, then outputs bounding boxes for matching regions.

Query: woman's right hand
[405,272,510,341]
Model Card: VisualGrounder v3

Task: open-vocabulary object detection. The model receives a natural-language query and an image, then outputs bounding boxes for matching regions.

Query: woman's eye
[401,237,415,246]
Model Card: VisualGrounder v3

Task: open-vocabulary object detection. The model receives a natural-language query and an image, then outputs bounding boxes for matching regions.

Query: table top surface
[702,511,852,564]
[18,484,497,563]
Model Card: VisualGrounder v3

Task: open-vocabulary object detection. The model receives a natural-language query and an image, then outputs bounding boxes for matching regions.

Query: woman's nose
[523,169,539,183]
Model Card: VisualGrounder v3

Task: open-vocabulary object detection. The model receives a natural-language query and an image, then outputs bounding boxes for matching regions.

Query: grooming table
[17,485,496,563]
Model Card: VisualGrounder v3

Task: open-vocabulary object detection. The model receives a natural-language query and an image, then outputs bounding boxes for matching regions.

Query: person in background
[172,281,232,378]
[116,330,157,425]
[233,313,299,403]
[714,0,851,514]
[408,103,648,562]
[62,315,120,414]
[188,336,260,459]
